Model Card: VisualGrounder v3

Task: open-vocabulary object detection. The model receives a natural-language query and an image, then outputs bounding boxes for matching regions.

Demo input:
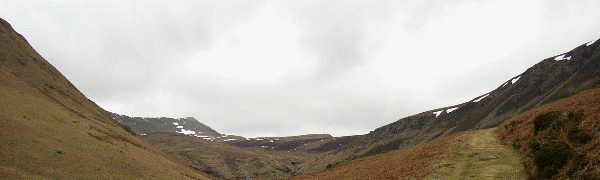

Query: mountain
[294,85,600,179]
[0,18,210,179]
[303,38,600,172]
[110,112,222,138]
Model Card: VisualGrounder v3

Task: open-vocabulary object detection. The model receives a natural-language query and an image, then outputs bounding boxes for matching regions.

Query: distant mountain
[137,130,360,179]
[310,38,600,172]
[110,112,222,138]
[0,18,210,179]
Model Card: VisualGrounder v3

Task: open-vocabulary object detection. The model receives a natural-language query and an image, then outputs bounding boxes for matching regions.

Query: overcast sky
[2,1,600,137]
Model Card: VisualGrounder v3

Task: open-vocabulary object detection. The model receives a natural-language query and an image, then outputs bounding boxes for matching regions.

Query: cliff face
[328,38,600,166]
[0,18,210,179]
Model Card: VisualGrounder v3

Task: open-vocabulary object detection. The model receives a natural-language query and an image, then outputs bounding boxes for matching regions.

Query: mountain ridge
[298,37,600,173]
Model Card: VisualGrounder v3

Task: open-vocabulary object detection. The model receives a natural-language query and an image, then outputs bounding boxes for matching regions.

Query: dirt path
[425,128,525,179]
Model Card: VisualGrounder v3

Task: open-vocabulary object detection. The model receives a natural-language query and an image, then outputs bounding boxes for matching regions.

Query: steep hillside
[0,18,210,179]
[313,38,600,172]
[497,87,600,179]
[110,112,222,138]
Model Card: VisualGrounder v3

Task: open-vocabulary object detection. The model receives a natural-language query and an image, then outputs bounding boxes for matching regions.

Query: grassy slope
[496,87,600,179]
[290,132,463,180]
[0,18,210,179]
[426,128,525,179]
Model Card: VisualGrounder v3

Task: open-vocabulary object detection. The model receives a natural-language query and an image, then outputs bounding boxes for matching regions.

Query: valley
[1,15,599,179]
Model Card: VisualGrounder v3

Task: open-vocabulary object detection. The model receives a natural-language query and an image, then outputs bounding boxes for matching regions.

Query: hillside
[291,128,526,180]
[293,86,600,180]
[496,87,600,179]
[308,38,600,172]
[0,18,210,179]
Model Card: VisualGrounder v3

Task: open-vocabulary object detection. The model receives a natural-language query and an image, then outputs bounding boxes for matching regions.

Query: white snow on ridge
[446,107,458,113]
[178,129,196,135]
[587,40,597,46]
[473,94,489,102]
[223,139,237,142]
[501,82,509,87]
[511,76,521,84]
[554,54,571,61]
[433,110,443,117]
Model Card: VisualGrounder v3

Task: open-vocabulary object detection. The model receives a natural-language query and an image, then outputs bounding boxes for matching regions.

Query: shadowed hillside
[0,18,210,179]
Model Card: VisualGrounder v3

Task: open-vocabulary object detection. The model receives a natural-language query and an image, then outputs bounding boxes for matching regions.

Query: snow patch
[176,126,184,129]
[501,82,509,87]
[473,94,489,102]
[178,129,196,135]
[140,134,147,136]
[433,110,443,117]
[511,76,521,84]
[554,54,571,61]
[173,122,178,125]
[446,107,459,113]
[223,139,237,142]
[587,40,597,46]
[269,140,274,143]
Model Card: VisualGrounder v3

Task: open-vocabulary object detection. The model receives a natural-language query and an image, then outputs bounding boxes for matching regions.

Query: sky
[2,0,600,137]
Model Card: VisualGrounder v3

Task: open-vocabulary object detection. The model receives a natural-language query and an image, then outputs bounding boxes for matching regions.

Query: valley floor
[426,128,525,180]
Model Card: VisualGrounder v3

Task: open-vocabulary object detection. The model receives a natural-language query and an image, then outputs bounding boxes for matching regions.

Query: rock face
[327,38,600,167]
[0,18,210,179]
[110,112,222,138]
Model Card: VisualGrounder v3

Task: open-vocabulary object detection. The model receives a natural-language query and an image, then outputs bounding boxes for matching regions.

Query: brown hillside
[289,132,464,180]
[497,87,600,179]
[0,18,210,179]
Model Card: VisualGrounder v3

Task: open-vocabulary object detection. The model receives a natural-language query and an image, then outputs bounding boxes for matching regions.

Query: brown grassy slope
[0,18,210,179]
[496,87,600,179]
[289,132,464,180]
